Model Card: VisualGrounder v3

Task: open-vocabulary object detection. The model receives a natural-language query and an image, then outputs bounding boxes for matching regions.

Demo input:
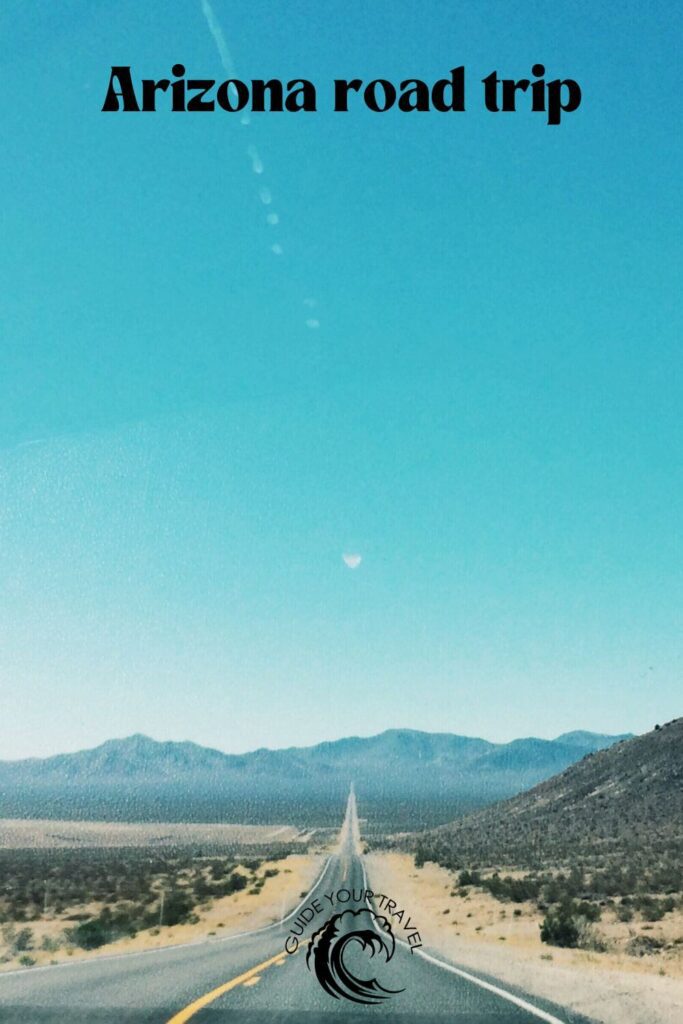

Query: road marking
[165,951,286,1023]
[411,948,566,1024]
[242,975,261,987]
[361,862,566,1024]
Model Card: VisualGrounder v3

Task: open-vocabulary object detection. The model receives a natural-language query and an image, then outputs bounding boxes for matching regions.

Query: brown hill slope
[414,718,683,869]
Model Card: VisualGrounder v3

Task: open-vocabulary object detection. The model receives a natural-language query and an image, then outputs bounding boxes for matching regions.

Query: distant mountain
[414,719,681,867]
[0,728,632,829]
[553,730,630,751]
[7,734,231,780]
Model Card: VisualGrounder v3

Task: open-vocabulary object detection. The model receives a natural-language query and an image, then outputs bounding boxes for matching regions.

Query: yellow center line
[165,950,288,1023]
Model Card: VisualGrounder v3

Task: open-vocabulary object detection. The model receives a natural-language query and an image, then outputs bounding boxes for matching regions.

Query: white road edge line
[407,946,566,1024]
[0,854,335,980]
[361,861,566,1024]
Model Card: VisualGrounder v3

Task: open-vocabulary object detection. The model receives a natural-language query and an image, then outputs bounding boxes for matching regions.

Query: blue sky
[1,1,681,758]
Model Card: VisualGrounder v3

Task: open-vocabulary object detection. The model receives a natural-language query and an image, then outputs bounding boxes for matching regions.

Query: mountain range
[0,728,632,828]
[414,717,682,866]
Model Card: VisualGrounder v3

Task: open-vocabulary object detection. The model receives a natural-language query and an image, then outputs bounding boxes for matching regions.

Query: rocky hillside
[414,718,682,868]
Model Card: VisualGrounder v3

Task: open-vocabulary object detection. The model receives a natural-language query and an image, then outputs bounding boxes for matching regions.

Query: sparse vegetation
[423,860,681,954]
[0,845,284,964]
[539,900,605,950]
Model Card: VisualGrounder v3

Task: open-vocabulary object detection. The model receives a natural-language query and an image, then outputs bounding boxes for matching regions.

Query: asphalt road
[0,792,589,1023]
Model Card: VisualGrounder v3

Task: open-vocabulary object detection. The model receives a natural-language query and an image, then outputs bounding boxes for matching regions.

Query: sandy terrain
[366,852,683,1024]
[0,851,323,972]
[0,818,305,849]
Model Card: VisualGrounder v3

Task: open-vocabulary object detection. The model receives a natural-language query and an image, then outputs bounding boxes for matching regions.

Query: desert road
[0,792,589,1023]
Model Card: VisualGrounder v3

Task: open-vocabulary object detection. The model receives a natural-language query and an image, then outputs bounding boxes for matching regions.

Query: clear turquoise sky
[1,1,680,759]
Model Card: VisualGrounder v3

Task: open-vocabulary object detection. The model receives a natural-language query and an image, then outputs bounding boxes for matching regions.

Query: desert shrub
[208,860,235,881]
[496,876,540,902]
[17,954,36,967]
[162,891,194,927]
[639,899,664,921]
[232,872,249,891]
[241,860,263,872]
[458,870,481,887]
[12,927,34,952]
[101,902,147,936]
[217,872,248,897]
[65,899,153,949]
[633,895,675,922]
[540,905,580,948]
[65,918,112,950]
[192,875,214,900]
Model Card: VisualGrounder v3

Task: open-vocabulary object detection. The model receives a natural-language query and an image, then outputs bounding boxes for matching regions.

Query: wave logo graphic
[306,907,405,1004]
